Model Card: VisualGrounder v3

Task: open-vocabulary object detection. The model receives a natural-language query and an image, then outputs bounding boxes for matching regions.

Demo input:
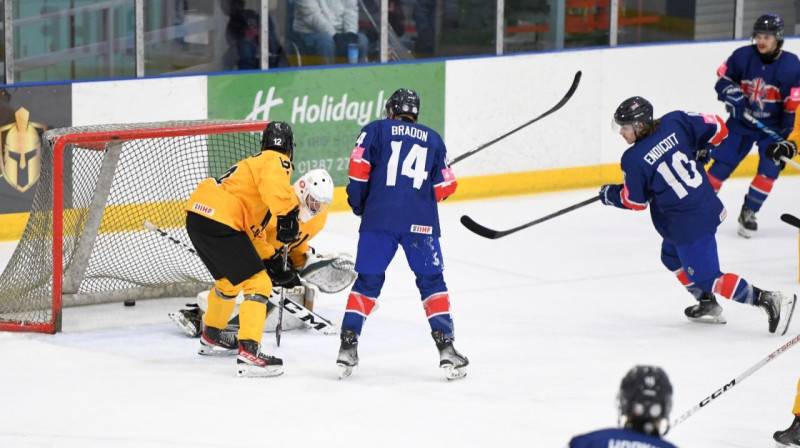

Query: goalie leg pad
[264,285,310,332]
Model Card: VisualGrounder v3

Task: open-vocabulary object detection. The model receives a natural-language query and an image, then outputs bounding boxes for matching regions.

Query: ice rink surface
[0,176,799,448]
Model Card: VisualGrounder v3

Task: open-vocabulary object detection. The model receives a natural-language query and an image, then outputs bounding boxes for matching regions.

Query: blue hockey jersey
[569,428,677,448]
[346,118,457,236]
[609,111,729,245]
[716,45,800,137]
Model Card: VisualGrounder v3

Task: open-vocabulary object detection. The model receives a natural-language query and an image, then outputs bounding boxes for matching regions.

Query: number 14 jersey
[346,118,457,237]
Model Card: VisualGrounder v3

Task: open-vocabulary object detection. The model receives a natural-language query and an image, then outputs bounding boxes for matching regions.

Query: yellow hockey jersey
[185,150,298,258]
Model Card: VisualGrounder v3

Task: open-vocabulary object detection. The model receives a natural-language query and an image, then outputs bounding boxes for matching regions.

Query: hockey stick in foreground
[460,196,601,239]
[742,112,800,170]
[143,220,339,335]
[449,71,582,165]
[667,332,800,434]
[782,213,800,229]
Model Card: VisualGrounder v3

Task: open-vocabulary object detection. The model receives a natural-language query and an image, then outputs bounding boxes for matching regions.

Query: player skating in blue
[599,96,796,334]
[337,88,467,380]
[707,13,800,238]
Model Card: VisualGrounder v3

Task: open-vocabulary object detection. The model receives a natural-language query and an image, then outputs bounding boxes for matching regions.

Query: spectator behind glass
[224,0,287,70]
[359,0,405,61]
[293,0,370,64]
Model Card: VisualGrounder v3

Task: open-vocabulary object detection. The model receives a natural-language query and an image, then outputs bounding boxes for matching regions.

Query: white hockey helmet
[294,169,334,222]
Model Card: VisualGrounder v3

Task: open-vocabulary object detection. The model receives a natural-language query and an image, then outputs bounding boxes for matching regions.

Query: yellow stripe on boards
[0,154,792,242]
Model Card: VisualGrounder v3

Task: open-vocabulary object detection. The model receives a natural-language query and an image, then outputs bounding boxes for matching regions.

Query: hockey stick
[449,71,582,165]
[460,196,601,239]
[276,244,287,347]
[741,113,800,170]
[667,332,800,434]
[143,220,339,335]
[781,213,800,230]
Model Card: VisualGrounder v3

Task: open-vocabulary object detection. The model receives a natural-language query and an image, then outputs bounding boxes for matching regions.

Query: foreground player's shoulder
[252,149,292,178]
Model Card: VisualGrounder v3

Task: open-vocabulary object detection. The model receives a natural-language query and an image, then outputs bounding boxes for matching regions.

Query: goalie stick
[667,331,800,434]
[449,71,582,165]
[143,220,339,335]
[782,213,800,229]
[460,196,600,239]
[742,112,800,170]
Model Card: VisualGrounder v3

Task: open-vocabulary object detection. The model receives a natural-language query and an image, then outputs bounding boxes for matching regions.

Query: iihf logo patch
[410,224,432,234]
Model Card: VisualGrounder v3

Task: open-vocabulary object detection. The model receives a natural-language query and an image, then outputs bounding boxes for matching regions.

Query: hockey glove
[264,252,301,288]
[599,184,624,208]
[694,148,710,164]
[276,207,300,244]
[765,140,797,169]
[720,85,745,120]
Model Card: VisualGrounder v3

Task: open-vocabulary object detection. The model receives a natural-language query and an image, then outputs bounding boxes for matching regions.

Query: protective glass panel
[13,0,136,83]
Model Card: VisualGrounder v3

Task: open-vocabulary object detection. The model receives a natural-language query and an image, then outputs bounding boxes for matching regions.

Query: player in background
[707,13,800,238]
[774,378,800,447]
[599,96,795,335]
[337,88,468,380]
[170,169,353,337]
[184,121,301,378]
[568,365,677,448]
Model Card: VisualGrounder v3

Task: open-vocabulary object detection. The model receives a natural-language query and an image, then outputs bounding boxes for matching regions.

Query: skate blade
[686,314,727,325]
[337,363,354,379]
[774,441,790,448]
[197,345,237,356]
[443,365,467,381]
[737,225,753,238]
[776,294,797,336]
[168,312,201,338]
[237,364,283,378]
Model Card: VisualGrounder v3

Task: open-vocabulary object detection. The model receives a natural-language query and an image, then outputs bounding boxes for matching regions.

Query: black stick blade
[781,213,800,230]
[460,215,503,239]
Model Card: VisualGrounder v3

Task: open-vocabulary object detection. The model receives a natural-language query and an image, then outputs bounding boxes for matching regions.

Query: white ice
[0,176,799,448]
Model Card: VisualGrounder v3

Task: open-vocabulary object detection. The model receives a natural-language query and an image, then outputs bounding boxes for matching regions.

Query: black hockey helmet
[384,88,420,122]
[753,13,784,41]
[261,121,295,160]
[614,96,653,128]
[617,365,673,436]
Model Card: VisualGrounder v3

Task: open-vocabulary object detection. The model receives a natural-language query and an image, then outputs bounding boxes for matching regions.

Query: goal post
[0,120,268,333]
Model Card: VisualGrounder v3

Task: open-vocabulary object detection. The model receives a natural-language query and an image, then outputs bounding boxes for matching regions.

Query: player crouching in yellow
[170,168,351,338]
[184,121,302,378]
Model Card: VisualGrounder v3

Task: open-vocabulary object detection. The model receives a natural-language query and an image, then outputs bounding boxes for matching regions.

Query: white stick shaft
[669,333,800,431]
[781,155,800,170]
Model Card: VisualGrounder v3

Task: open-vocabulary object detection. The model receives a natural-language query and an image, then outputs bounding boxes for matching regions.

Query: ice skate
[236,339,283,377]
[168,304,202,338]
[737,201,757,238]
[336,329,359,379]
[432,330,469,381]
[198,325,238,356]
[757,290,797,335]
[774,415,800,447]
[684,293,726,324]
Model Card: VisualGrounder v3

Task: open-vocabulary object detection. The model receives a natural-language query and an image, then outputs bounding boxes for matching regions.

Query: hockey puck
[123,300,136,307]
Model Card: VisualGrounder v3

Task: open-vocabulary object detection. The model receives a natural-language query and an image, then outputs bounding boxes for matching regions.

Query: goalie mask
[294,169,334,223]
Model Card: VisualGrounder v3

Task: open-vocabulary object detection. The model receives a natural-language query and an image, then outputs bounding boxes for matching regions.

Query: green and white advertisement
[207,63,445,186]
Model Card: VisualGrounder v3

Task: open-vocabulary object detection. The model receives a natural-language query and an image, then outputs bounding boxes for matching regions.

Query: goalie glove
[300,249,357,294]
[765,140,797,169]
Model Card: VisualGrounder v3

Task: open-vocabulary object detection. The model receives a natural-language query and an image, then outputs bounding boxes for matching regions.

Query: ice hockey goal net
[0,120,268,333]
